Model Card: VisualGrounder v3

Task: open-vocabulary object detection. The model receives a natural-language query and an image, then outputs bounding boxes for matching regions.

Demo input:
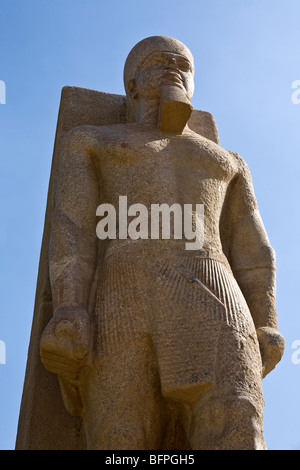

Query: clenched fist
[256,327,285,378]
[40,306,92,380]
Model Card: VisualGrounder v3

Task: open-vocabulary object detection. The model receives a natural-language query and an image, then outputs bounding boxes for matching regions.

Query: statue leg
[80,334,165,450]
[188,389,265,450]
[189,326,266,450]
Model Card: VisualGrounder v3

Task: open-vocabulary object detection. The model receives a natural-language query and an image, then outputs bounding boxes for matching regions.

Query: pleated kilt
[94,240,257,398]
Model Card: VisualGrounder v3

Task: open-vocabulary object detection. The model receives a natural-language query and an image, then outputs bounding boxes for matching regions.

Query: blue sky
[0,0,300,450]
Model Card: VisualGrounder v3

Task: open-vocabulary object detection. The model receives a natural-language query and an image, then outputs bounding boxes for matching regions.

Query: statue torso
[89,123,239,255]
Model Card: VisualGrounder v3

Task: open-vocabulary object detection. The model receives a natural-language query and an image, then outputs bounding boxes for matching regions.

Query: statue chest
[96,134,236,207]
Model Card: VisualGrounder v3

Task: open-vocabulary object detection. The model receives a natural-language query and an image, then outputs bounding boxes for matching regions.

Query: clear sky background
[0,0,299,450]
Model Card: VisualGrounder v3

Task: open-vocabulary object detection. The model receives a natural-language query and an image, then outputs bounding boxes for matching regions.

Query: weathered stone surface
[16,36,284,450]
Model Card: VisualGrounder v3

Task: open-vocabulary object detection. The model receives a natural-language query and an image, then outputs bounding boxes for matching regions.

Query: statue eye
[177,58,192,71]
[142,55,161,68]
[150,57,161,66]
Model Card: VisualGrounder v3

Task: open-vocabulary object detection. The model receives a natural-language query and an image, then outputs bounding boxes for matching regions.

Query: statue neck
[129,89,192,134]
[136,95,160,126]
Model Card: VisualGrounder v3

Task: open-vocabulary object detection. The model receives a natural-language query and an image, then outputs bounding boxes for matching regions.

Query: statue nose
[164,57,180,72]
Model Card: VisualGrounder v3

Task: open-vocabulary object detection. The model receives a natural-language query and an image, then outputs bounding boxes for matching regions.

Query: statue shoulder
[226,149,253,181]
[225,149,258,209]
[61,123,127,149]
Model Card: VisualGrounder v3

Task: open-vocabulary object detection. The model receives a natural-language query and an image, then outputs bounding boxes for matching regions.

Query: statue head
[124,36,195,122]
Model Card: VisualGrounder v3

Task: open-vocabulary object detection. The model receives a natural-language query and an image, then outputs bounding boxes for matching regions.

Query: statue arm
[40,126,100,378]
[221,153,284,376]
[49,127,99,312]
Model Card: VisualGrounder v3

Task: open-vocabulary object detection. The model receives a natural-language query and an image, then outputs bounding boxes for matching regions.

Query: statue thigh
[188,325,266,450]
[80,334,165,450]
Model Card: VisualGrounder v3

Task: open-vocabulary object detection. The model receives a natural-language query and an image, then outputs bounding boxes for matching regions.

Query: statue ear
[128,79,138,99]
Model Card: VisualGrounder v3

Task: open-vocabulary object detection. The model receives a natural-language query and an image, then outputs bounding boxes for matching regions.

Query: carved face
[131,51,195,101]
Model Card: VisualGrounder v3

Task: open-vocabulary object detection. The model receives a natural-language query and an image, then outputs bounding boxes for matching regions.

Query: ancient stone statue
[16,36,284,450]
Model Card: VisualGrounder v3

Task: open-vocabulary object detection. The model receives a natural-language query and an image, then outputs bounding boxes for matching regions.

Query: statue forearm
[230,215,278,330]
[234,259,285,378]
[49,257,97,312]
[230,231,285,376]
[48,127,100,314]
[233,263,278,330]
[40,128,99,380]
[49,209,97,311]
